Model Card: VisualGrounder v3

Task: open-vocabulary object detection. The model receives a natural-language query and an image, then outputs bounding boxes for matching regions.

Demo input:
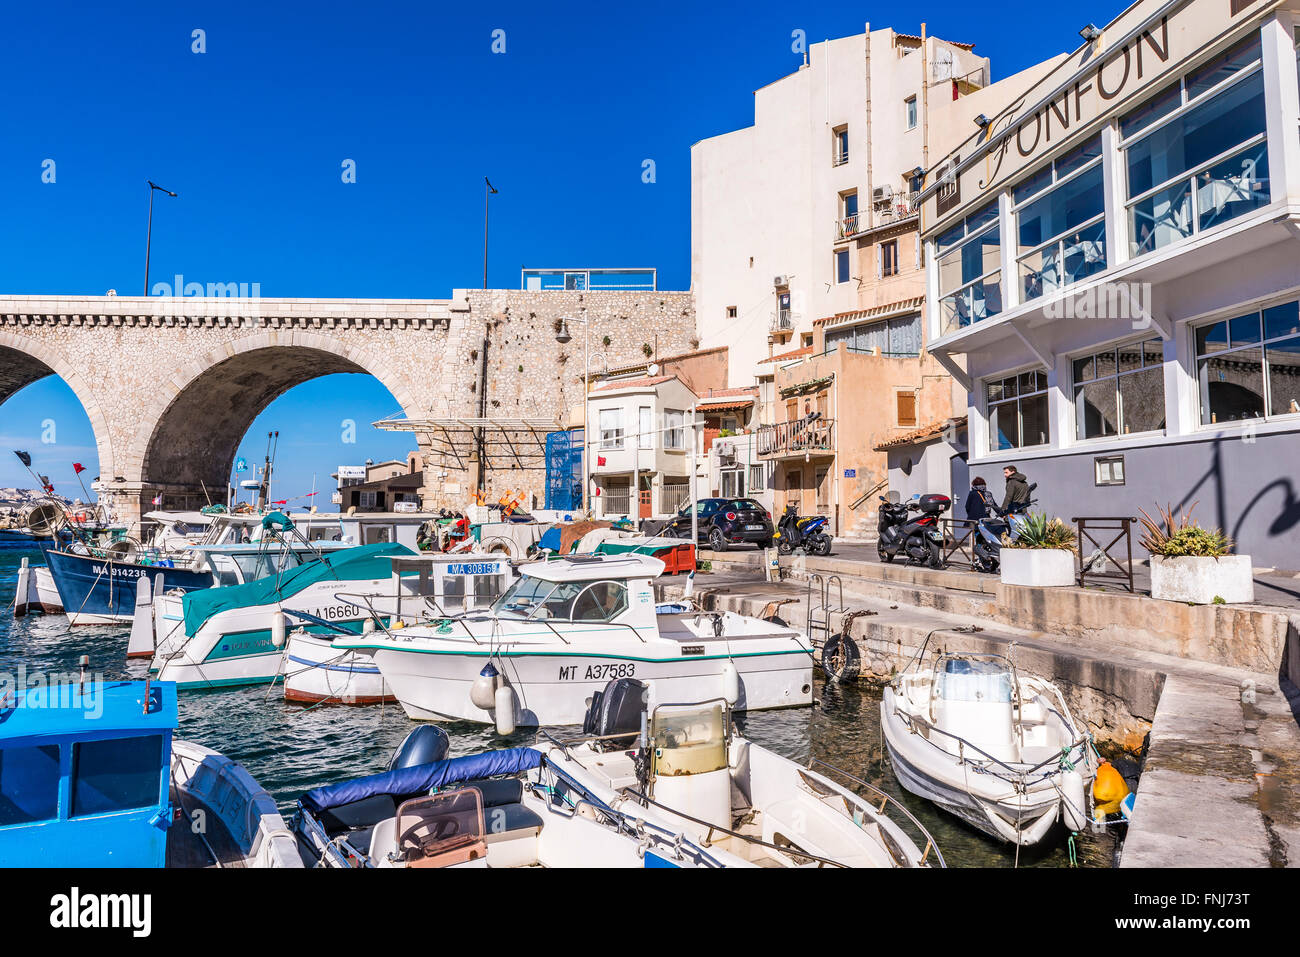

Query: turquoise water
[0,547,1119,867]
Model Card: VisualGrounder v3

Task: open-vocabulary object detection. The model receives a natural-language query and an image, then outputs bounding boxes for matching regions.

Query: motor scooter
[876,492,949,568]
[971,483,1038,573]
[774,504,833,556]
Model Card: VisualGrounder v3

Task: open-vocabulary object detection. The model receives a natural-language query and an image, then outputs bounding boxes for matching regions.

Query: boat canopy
[181,542,413,635]
[261,510,294,532]
[299,747,543,813]
[517,553,665,583]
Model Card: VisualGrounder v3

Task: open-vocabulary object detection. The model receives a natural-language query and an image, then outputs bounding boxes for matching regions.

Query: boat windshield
[492,575,628,622]
[230,549,306,582]
[935,657,1013,703]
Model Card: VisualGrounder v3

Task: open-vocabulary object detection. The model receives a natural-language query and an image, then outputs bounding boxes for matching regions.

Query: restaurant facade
[918,0,1300,568]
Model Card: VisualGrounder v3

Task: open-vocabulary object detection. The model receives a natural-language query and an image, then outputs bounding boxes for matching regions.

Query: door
[639,488,652,519]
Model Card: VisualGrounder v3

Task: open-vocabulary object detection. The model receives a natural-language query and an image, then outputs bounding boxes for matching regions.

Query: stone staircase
[836,507,879,545]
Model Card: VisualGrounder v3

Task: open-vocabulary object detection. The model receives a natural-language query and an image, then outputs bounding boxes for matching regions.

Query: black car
[661,498,774,551]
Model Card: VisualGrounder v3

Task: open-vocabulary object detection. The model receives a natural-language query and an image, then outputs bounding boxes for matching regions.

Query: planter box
[1000,547,1076,587]
[1150,554,1254,605]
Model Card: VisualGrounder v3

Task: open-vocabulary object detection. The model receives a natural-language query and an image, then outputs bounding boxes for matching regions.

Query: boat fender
[363,618,376,634]
[271,613,287,649]
[821,633,861,683]
[470,662,500,710]
[721,660,739,706]
[1092,760,1130,817]
[1060,769,1087,832]
[494,684,516,735]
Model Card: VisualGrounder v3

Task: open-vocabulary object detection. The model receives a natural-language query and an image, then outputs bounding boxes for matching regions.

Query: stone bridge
[0,290,695,524]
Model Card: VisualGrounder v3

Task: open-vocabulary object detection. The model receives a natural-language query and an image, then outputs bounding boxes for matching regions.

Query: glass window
[571,582,629,622]
[598,409,623,449]
[1186,33,1262,101]
[1072,339,1166,439]
[748,464,766,492]
[638,407,653,449]
[72,736,163,817]
[1196,300,1300,424]
[663,409,684,450]
[0,745,60,825]
[1125,68,1268,256]
[835,248,850,284]
[1015,138,1105,303]
[937,202,1003,335]
[905,96,918,130]
[881,239,898,277]
[986,373,1050,450]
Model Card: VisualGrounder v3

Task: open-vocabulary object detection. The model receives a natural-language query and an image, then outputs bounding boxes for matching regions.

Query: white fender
[721,660,739,706]
[1060,769,1087,832]
[494,684,516,735]
[271,613,287,649]
[13,558,29,616]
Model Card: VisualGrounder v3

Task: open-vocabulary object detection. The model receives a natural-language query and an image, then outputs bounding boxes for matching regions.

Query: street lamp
[557,315,607,516]
[144,180,177,296]
[483,177,498,290]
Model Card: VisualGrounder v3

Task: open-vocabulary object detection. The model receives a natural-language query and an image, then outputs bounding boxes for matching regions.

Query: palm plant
[1138,503,1232,557]
[1002,512,1076,551]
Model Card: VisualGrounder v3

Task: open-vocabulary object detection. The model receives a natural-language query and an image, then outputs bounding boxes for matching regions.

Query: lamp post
[483,177,498,290]
[143,181,178,296]
[557,315,604,516]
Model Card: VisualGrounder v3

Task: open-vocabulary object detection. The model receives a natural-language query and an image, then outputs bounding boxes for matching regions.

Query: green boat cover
[181,542,414,636]
[261,510,294,532]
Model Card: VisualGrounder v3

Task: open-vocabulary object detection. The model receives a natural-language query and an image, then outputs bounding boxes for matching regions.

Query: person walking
[964,477,996,520]
[1000,465,1031,515]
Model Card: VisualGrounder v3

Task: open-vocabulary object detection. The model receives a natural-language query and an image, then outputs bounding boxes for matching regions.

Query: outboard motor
[387,724,451,771]
[582,678,649,752]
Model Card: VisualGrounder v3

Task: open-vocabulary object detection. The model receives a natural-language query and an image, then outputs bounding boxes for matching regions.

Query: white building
[691,25,993,389]
[917,0,1300,569]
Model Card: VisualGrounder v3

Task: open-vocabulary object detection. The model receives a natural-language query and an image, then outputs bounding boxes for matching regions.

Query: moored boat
[881,652,1096,846]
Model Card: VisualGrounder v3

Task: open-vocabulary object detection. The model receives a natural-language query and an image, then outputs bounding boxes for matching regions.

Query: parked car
[661,498,774,551]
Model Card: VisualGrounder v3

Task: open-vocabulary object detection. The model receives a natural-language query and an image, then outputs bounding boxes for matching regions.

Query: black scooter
[876,492,949,569]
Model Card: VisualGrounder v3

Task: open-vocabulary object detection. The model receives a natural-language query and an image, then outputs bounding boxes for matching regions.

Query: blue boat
[0,678,298,867]
[45,547,214,625]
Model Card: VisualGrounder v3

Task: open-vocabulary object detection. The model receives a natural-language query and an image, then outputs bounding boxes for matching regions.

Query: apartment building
[916,0,1300,568]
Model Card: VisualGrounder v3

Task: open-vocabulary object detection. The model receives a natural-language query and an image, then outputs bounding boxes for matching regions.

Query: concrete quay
[665,550,1300,867]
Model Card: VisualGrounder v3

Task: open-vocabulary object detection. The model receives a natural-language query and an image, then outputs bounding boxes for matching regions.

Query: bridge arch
[126,331,421,510]
[0,331,115,482]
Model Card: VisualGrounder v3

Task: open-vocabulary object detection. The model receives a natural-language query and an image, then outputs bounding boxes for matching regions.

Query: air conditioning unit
[872,184,894,204]
[773,275,789,288]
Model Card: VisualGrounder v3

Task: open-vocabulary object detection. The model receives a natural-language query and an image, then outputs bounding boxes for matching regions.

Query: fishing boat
[0,677,298,867]
[334,553,814,729]
[538,678,944,867]
[295,725,833,868]
[150,542,416,690]
[880,652,1096,846]
[281,552,515,706]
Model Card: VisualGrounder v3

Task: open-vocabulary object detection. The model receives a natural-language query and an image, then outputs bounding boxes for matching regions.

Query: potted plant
[999,513,1077,587]
[1138,504,1253,604]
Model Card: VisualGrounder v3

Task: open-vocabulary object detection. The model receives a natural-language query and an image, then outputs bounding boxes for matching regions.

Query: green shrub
[1002,512,1076,551]
[1138,503,1232,558]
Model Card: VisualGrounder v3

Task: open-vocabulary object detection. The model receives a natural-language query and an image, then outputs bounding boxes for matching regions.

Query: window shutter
[897,391,917,427]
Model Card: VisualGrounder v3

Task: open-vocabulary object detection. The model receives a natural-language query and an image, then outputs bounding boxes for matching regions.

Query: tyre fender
[822,632,861,683]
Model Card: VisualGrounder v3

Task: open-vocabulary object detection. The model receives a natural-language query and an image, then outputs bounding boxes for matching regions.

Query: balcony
[836,212,862,241]
[757,418,835,458]
[769,311,794,338]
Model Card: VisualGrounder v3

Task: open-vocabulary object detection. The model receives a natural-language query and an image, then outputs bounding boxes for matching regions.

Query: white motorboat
[12,558,64,616]
[538,681,944,867]
[881,653,1096,846]
[281,553,515,705]
[150,542,416,690]
[334,554,814,728]
[294,724,882,868]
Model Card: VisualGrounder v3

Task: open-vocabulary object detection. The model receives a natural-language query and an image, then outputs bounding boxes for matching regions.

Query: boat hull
[46,549,211,625]
[13,564,63,616]
[364,641,813,726]
[283,632,394,705]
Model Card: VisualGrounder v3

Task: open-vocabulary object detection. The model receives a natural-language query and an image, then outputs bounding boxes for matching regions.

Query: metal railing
[601,488,631,516]
[836,212,862,240]
[661,483,691,515]
[769,312,794,334]
[1073,516,1138,592]
[756,418,835,457]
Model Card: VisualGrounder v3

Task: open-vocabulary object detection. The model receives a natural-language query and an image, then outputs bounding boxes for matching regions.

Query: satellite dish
[648,363,661,376]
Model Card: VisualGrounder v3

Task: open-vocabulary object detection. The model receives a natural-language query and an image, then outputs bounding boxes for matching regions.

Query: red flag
[73,463,85,474]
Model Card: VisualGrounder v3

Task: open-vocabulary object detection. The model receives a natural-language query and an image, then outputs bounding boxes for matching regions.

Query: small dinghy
[538,678,944,867]
[881,653,1095,846]
[294,726,739,868]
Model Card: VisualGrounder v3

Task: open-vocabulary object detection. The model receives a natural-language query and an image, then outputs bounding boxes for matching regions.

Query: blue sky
[0,0,1126,502]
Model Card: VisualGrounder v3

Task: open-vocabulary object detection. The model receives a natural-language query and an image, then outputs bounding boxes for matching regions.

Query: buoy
[721,660,739,705]
[494,684,516,735]
[1060,769,1087,831]
[470,662,500,710]
[1120,791,1136,822]
[391,619,405,630]
[1092,760,1130,816]
[271,613,286,649]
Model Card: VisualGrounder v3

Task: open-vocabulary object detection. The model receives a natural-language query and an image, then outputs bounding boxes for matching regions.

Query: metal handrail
[807,759,946,868]
[849,478,888,511]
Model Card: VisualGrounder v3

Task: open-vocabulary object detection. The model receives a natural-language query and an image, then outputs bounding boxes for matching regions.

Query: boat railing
[331,590,487,646]
[893,705,1089,781]
[807,758,946,868]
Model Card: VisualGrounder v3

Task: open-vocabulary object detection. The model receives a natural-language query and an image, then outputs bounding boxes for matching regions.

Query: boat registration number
[558,663,636,681]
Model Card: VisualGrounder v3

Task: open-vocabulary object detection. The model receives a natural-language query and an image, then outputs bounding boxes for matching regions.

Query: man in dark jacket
[1000,465,1031,514]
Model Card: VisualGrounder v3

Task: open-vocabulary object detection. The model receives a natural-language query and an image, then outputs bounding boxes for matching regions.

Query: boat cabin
[389,553,515,619]
[491,554,663,629]
[0,680,176,867]
[339,512,433,550]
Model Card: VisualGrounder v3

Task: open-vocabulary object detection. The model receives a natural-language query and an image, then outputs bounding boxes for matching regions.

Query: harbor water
[0,547,1121,867]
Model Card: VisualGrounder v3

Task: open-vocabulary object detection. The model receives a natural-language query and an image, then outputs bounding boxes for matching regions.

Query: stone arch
[127,330,420,500]
[0,331,116,479]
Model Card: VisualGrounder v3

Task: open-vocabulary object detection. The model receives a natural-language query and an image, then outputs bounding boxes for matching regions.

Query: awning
[372,414,561,471]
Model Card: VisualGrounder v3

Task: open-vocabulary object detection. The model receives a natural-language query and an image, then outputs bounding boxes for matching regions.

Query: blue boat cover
[537,526,562,552]
[300,747,543,813]
[181,542,413,636]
